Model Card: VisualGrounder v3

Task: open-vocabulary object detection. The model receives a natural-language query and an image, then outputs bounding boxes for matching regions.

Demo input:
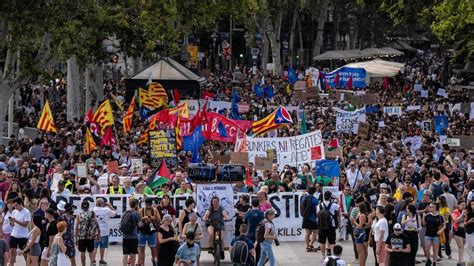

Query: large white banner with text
[335,108,366,134]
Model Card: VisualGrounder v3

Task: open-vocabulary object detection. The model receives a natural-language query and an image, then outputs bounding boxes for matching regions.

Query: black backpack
[300,195,315,218]
[231,236,250,264]
[256,219,273,243]
[317,202,334,230]
[120,210,137,235]
[326,257,340,266]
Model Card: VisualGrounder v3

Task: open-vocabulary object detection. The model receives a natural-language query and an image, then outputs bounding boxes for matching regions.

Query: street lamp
[211,32,218,72]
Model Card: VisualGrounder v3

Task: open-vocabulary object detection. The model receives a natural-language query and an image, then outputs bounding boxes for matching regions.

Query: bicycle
[197,213,234,266]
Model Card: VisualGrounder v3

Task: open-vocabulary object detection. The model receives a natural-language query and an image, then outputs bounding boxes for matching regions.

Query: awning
[343,59,405,77]
[314,47,404,61]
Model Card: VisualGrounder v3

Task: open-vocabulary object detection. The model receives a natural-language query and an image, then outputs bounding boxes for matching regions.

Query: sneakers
[426,259,432,266]
[99,261,107,266]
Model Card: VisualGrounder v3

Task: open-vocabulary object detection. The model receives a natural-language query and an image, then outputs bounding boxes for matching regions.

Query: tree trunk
[266,10,283,75]
[288,6,298,67]
[132,56,143,76]
[67,56,81,122]
[313,0,329,56]
[296,13,305,67]
[85,64,103,111]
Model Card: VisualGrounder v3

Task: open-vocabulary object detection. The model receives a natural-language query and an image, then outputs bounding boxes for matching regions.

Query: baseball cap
[394,223,402,230]
[120,164,128,169]
[423,190,432,196]
[379,183,388,189]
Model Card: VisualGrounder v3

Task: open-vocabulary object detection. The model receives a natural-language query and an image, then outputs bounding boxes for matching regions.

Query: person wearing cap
[40,208,58,265]
[107,174,124,195]
[138,197,160,266]
[91,197,116,265]
[75,200,98,266]
[175,231,201,266]
[58,202,77,265]
[51,180,71,202]
[385,223,411,266]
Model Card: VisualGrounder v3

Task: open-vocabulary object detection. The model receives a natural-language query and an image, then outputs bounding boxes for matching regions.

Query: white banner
[335,108,366,134]
[55,191,307,242]
[196,184,235,218]
[246,130,325,169]
[383,106,402,116]
[188,100,200,115]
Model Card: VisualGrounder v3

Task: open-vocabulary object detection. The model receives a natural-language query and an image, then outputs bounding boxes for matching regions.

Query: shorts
[353,228,366,244]
[302,219,318,230]
[28,243,41,257]
[95,236,110,249]
[41,247,50,260]
[78,239,95,253]
[318,228,336,245]
[138,232,157,247]
[122,239,139,255]
[425,236,440,244]
[9,236,27,249]
[454,228,466,238]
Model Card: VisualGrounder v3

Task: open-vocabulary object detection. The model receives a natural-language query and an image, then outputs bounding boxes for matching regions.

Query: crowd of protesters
[0,48,471,266]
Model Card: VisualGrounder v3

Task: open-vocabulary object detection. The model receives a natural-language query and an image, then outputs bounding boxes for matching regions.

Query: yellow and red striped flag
[36,100,57,133]
[169,100,189,118]
[122,96,135,134]
[175,114,182,150]
[147,82,168,109]
[84,128,97,155]
[93,100,115,135]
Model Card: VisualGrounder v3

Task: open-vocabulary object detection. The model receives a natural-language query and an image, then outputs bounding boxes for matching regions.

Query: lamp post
[211,32,218,72]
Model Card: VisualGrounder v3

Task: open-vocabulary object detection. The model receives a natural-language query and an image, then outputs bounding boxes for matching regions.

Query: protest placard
[335,108,366,134]
[130,159,143,176]
[437,88,447,97]
[51,173,62,191]
[213,152,231,164]
[406,105,421,112]
[414,83,422,92]
[255,157,273,171]
[421,90,429,98]
[230,152,249,167]
[294,81,306,91]
[76,164,87,178]
[357,139,377,154]
[358,122,369,139]
[266,149,277,163]
[149,129,178,169]
[107,161,119,174]
[422,120,432,132]
[383,106,402,116]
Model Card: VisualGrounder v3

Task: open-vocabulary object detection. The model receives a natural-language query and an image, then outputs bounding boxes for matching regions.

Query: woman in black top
[464,200,474,262]
[178,198,195,235]
[422,203,445,265]
[158,214,178,266]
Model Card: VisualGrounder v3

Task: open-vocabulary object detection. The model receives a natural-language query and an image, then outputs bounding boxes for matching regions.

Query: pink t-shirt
[259,202,272,212]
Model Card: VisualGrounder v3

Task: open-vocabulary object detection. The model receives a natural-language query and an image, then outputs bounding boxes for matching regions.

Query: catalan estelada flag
[249,106,293,136]
[142,82,168,110]
[93,100,115,135]
[37,100,57,133]
[84,128,97,155]
[122,96,135,134]
[169,100,189,118]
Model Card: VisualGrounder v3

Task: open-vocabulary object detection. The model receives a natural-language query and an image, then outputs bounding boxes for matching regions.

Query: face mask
[186,242,194,248]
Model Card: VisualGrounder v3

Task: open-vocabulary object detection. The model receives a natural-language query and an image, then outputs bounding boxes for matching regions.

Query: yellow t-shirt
[439,207,450,222]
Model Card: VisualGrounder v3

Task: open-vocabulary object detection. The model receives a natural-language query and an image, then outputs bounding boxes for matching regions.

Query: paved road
[12,240,467,265]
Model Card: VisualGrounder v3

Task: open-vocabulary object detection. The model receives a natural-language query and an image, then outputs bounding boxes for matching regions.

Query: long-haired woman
[401,204,420,266]
[354,201,368,266]
[452,200,466,264]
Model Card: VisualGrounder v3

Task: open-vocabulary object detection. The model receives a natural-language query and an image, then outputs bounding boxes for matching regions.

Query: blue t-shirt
[123,211,140,239]
[175,242,201,266]
[231,235,254,251]
[244,209,264,239]
[301,194,319,222]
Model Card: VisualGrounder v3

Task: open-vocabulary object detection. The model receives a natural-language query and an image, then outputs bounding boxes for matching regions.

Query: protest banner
[130,159,143,176]
[443,138,461,147]
[323,67,367,88]
[149,129,178,169]
[246,130,325,170]
[335,108,366,134]
[407,105,421,112]
[230,152,249,167]
[255,157,273,171]
[76,164,87,178]
[358,122,369,139]
[383,106,402,116]
[187,99,200,115]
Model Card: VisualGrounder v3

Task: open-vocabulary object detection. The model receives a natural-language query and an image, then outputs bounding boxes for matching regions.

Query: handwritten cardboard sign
[107,161,119,174]
[230,152,248,167]
[255,157,273,171]
[76,164,87,178]
[357,139,377,154]
[358,122,369,139]
[294,81,306,91]
[213,152,231,164]
[324,147,342,159]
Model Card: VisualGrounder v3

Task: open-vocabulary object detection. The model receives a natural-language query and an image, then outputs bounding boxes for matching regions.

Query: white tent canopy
[313,47,403,61]
[131,57,207,86]
[344,59,405,78]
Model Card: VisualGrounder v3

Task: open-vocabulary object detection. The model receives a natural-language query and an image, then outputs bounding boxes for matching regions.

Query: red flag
[201,91,215,100]
[402,83,409,94]
[334,73,339,88]
[245,167,253,187]
[100,127,115,147]
[158,159,171,179]
[310,146,323,160]
[347,75,353,90]
[383,77,389,90]
[84,108,94,125]
[172,89,181,104]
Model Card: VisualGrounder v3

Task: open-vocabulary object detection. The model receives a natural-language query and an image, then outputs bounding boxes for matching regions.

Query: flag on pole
[122,96,135,134]
[328,138,339,151]
[84,128,97,155]
[110,93,124,111]
[249,106,293,136]
[334,73,339,88]
[383,77,389,90]
[93,100,115,135]
[169,100,189,118]
[147,82,168,109]
[176,114,182,150]
[37,100,57,133]
[300,110,308,134]
[100,127,115,147]
[148,159,171,189]
[172,89,181,104]
[347,75,353,90]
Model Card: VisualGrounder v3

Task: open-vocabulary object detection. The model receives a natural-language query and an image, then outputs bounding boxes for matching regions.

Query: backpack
[256,219,273,243]
[432,183,443,198]
[120,210,137,235]
[231,236,250,264]
[317,202,334,230]
[300,195,315,218]
[326,257,340,266]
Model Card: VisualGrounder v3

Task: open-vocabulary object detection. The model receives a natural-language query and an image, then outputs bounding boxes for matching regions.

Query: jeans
[257,240,275,266]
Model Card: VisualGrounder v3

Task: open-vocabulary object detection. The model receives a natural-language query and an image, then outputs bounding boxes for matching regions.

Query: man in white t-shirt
[92,197,117,264]
[51,180,71,202]
[345,162,363,190]
[9,197,31,265]
[317,191,340,260]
